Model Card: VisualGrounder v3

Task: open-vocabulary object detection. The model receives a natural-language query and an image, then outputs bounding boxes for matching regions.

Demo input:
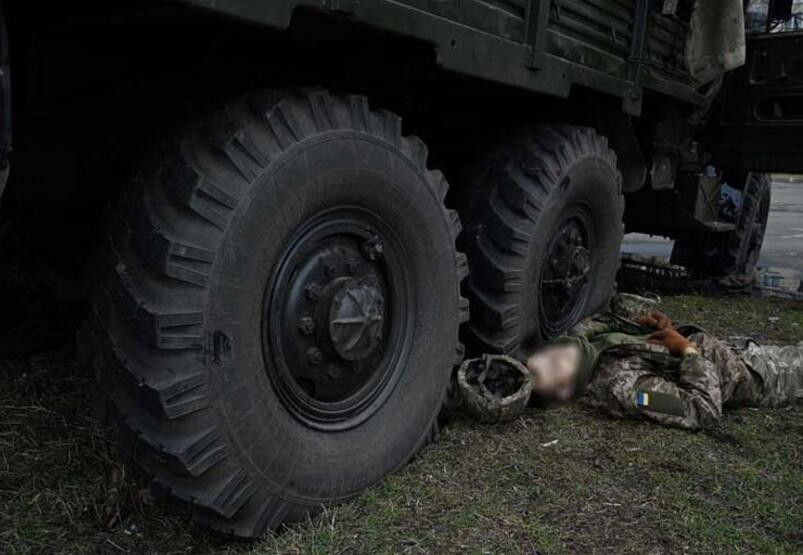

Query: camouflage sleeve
[568,317,613,339]
[586,353,723,430]
[610,292,659,320]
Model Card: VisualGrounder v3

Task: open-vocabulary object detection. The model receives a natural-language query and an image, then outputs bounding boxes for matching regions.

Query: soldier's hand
[648,328,690,357]
[636,311,673,330]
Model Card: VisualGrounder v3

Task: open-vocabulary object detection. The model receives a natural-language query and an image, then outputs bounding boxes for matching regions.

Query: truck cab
[717,0,803,174]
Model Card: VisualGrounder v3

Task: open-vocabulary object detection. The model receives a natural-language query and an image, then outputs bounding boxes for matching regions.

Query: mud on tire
[459,125,623,355]
[78,89,468,537]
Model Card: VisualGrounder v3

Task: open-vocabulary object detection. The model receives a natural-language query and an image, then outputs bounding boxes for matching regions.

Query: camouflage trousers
[692,333,802,408]
[724,336,803,408]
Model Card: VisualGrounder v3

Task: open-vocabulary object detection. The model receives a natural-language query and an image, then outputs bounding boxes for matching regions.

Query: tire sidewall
[518,156,622,346]
[204,132,458,504]
[735,173,771,273]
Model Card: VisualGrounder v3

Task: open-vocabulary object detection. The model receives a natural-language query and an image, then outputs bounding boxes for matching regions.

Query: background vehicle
[0,0,801,537]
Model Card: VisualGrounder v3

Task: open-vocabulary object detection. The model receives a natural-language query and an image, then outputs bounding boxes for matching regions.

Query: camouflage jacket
[569,301,802,430]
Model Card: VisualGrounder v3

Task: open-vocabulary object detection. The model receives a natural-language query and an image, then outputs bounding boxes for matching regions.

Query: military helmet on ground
[457,354,532,423]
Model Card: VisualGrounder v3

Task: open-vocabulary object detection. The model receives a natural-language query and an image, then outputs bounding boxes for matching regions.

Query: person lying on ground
[525,294,802,430]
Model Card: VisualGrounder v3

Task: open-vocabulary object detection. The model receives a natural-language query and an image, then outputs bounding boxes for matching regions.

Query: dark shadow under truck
[0,0,801,536]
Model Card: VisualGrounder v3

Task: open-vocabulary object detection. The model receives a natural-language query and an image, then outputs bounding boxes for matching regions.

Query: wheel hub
[540,216,592,335]
[329,278,384,361]
[264,208,411,429]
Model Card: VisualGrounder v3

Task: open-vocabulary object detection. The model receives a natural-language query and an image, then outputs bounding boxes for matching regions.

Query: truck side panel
[546,0,634,79]
[395,0,528,42]
[175,1,709,114]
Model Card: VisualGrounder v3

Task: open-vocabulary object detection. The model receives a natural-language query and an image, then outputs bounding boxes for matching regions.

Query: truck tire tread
[78,88,467,537]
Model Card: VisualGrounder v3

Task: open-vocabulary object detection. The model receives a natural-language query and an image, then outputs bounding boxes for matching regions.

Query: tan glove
[636,311,673,331]
[648,328,692,357]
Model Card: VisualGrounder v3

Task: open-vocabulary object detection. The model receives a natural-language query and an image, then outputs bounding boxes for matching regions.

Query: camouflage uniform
[609,292,661,321]
[569,295,802,430]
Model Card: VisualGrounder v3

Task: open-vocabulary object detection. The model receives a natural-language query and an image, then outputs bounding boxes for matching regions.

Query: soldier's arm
[568,317,613,339]
[595,353,723,430]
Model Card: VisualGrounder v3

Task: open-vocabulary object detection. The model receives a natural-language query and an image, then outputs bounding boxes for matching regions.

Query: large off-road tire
[671,172,771,284]
[79,89,468,537]
[460,125,623,355]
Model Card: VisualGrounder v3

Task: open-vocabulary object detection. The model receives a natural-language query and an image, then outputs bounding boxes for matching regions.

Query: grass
[659,294,803,344]
[0,294,801,553]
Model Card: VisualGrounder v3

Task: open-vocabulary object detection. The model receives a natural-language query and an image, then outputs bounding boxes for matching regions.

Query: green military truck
[0,0,801,537]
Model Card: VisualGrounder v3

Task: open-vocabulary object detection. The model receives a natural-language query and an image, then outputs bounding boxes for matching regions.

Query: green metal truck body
[175,0,704,116]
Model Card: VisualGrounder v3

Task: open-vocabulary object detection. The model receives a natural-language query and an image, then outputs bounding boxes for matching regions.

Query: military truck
[0,0,801,537]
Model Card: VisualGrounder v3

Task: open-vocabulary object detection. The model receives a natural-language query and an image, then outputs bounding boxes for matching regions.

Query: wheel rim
[538,211,592,337]
[264,206,412,430]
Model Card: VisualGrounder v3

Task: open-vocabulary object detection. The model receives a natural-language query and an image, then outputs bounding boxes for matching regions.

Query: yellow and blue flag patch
[636,391,650,407]
[635,389,685,417]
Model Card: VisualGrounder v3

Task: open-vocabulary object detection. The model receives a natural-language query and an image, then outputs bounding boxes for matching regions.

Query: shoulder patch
[636,389,685,417]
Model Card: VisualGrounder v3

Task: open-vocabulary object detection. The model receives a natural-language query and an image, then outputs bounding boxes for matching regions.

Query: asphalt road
[760,181,803,272]
[622,179,803,277]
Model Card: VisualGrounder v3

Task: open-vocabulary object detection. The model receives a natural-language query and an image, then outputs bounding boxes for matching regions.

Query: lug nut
[305,283,321,301]
[361,236,383,261]
[326,366,343,380]
[307,347,323,365]
[346,257,361,274]
[325,262,338,277]
[298,316,315,335]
